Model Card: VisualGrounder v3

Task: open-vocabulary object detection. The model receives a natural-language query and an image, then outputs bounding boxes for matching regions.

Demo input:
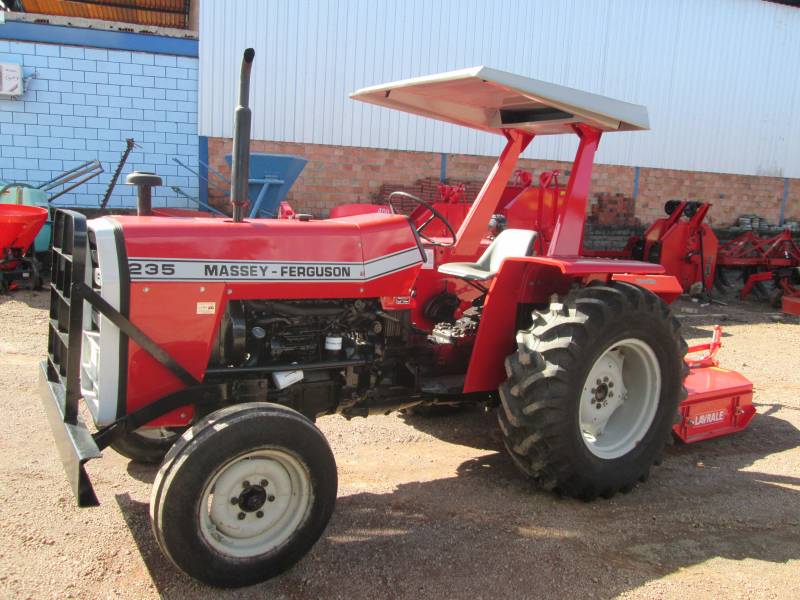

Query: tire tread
[498,282,688,500]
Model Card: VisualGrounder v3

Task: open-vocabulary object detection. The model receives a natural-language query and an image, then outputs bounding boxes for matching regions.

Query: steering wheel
[387,191,457,247]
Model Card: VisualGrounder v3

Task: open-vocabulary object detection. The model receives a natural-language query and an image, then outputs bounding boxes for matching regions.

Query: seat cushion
[437,228,538,281]
[437,261,494,281]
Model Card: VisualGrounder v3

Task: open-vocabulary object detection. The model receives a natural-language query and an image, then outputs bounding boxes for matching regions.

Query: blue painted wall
[0,38,199,208]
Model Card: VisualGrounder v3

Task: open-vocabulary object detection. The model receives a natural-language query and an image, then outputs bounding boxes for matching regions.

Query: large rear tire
[498,282,688,500]
[150,403,337,587]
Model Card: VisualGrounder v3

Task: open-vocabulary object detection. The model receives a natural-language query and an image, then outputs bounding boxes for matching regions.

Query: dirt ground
[1,289,799,600]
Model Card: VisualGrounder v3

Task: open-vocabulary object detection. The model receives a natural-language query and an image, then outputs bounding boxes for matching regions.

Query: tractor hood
[350,66,649,135]
[100,213,424,289]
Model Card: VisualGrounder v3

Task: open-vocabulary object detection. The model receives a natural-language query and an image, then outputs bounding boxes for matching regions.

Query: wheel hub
[237,484,268,512]
[593,382,609,403]
[583,351,627,436]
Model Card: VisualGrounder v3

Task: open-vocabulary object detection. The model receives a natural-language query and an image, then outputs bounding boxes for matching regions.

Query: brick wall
[0,39,198,208]
[207,138,798,227]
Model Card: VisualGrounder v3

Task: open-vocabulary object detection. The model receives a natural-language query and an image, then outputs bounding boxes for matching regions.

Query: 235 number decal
[129,262,175,277]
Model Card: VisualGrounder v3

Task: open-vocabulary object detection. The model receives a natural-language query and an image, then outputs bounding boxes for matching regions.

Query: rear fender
[463,256,682,393]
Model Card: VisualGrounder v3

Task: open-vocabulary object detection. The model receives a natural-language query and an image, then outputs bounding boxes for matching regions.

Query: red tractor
[40,51,754,587]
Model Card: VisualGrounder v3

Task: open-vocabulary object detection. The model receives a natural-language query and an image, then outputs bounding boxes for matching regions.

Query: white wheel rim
[134,427,177,441]
[578,338,661,460]
[199,449,312,558]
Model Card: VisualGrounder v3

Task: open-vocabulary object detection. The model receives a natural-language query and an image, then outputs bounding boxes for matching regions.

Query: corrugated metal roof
[19,0,190,29]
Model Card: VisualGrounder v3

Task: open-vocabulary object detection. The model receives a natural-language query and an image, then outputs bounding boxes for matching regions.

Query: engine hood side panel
[106,214,423,421]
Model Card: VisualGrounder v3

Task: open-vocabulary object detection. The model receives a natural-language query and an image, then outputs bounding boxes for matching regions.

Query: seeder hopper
[0,204,48,291]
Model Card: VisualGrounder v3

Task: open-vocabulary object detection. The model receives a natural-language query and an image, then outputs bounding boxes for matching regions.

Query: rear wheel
[150,403,337,587]
[498,282,687,500]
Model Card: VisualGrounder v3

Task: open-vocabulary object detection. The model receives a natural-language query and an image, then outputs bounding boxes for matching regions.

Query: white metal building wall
[199,0,800,178]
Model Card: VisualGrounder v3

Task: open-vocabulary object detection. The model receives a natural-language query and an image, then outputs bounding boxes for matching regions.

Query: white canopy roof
[350,66,649,136]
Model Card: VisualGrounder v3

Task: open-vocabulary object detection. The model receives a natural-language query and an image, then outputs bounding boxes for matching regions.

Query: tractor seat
[438,229,537,281]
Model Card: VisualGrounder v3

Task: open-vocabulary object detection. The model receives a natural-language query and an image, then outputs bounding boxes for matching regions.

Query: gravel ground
[1,290,799,600]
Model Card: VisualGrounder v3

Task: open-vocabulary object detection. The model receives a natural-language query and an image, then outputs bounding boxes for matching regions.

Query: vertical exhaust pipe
[230,48,255,222]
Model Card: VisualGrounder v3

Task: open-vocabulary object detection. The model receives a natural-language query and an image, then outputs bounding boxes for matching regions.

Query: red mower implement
[39,52,754,587]
[0,204,48,292]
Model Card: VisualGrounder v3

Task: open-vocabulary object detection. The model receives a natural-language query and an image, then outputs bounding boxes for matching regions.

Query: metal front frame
[41,210,100,506]
[41,210,208,506]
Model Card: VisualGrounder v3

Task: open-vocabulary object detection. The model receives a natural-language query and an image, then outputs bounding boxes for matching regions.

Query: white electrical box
[0,63,23,97]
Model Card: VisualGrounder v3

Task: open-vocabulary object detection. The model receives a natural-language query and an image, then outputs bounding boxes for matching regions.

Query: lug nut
[242,480,250,488]
[608,382,614,388]
[596,379,602,385]
[237,512,245,520]
[268,495,275,502]
[603,376,609,382]
[256,511,264,518]
[260,479,268,487]
[230,497,239,505]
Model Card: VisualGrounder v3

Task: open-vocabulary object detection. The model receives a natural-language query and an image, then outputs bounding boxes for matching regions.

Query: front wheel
[498,282,688,500]
[150,403,337,587]
[110,427,182,464]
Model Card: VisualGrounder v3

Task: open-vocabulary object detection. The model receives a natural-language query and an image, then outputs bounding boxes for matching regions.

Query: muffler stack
[230,48,255,222]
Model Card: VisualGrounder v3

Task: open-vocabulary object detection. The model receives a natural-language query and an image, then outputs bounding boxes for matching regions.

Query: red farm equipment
[715,228,800,305]
[0,204,48,292]
[579,196,800,306]
[602,199,800,306]
[586,200,718,295]
[39,52,755,587]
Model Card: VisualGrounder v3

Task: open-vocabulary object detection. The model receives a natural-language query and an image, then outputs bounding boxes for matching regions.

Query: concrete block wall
[0,39,198,208]
[207,138,799,227]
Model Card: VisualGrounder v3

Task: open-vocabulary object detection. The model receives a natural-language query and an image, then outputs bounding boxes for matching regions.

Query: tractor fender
[462,256,682,393]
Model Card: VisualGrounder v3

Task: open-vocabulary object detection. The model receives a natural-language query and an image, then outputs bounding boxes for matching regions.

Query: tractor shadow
[113,493,207,597]
[397,405,502,452]
[115,406,800,599]
[126,461,158,484]
[313,408,800,599]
